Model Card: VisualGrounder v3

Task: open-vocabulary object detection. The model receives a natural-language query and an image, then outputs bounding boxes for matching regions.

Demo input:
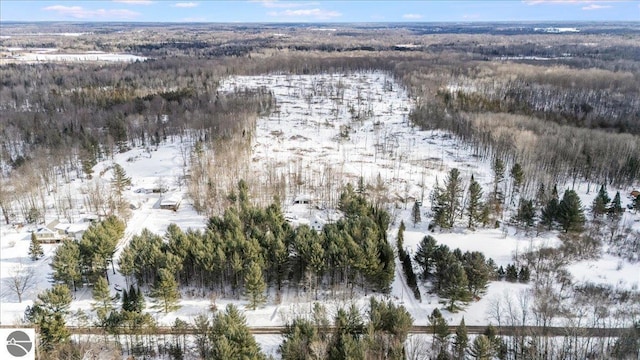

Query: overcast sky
[1,0,638,23]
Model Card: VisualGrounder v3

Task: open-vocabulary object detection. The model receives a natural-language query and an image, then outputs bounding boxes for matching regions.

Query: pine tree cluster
[497,263,530,283]
[117,181,396,313]
[51,215,125,291]
[280,298,412,360]
[414,236,496,311]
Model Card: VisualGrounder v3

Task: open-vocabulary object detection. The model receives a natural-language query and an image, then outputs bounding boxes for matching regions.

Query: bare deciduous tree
[2,262,36,303]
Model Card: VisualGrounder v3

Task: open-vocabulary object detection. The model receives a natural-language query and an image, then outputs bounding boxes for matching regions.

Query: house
[33,226,63,244]
[160,194,181,211]
[631,190,640,198]
[44,218,94,242]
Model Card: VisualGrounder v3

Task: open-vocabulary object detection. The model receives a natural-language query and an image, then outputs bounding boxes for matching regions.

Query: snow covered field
[1,47,146,63]
[1,72,638,355]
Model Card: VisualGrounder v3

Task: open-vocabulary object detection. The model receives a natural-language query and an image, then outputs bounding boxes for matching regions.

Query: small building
[293,194,313,205]
[160,194,181,211]
[65,223,90,241]
[631,190,640,198]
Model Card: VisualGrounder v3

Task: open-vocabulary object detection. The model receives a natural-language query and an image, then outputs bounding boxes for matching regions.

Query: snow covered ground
[1,47,146,63]
[1,72,639,356]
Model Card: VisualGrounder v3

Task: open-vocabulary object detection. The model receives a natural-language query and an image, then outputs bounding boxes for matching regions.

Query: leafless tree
[2,262,36,303]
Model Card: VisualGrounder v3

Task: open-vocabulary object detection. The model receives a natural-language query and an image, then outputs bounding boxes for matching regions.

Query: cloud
[582,4,612,9]
[252,0,318,9]
[268,8,342,19]
[402,13,423,19]
[173,2,199,8]
[112,0,153,4]
[43,5,140,19]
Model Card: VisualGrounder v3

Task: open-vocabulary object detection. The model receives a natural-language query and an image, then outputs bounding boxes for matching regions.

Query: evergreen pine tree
[280,318,321,360]
[121,286,130,310]
[150,268,181,313]
[480,204,491,228]
[467,175,484,229]
[486,258,497,281]
[411,201,421,227]
[592,184,610,218]
[497,265,505,280]
[505,264,518,282]
[557,189,586,232]
[440,261,471,311]
[414,235,437,279]
[397,220,406,256]
[51,240,81,291]
[357,176,366,195]
[131,286,145,312]
[453,318,469,360]
[433,245,454,292]
[430,177,441,215]
[25,285,72,352]
[402,253,421,300]
[467,335,494,360]
[432,311,450,352]
[80,218,122,282]
[634,194,640,212]
[518,266,530,283]
[123,285,145,313]
[434,168,464,229]
[462,251,490,296]
[514,199,535,228]
[491,157,505,215]
[540,185,559,230]
[485,324,507,359]
[28,232,44,261]
[38,284,72,315]
[111,163,131,198]
[92,276,114,324]
[510,163,524,206]
[81,155,97,179]
[437,350,452,360]
[608,191,624,221]
[210,304,266,360]
[329,306,366,360]
[244,261,267,310]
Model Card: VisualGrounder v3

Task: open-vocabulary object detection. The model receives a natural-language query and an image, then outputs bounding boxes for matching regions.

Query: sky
[0,0,638,23]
